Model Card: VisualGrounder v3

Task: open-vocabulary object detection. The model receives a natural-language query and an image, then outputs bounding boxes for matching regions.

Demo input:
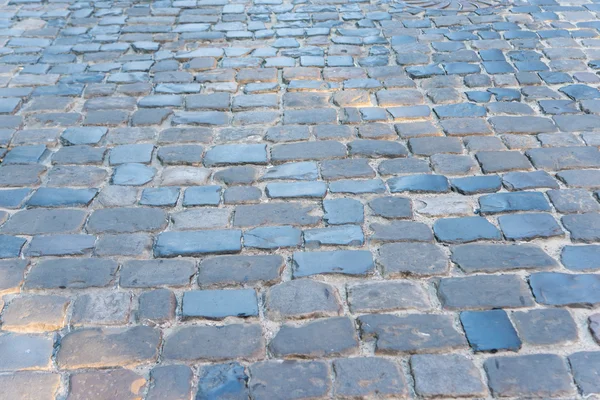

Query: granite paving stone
[3,0,600,396]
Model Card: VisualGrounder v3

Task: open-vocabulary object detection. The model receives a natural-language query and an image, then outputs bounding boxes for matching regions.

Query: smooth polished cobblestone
[0,0,600,397]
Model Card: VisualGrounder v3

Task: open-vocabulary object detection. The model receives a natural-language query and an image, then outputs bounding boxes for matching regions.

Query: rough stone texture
[2,2,600,396]
[266,279,342,320]
[484,355,576,398]
[68,370,147,400]
[0,372,61,400]
[461,310,521,352]
[163,324,264,362]
[269,317,358,358]
[359,313,467,354]
[569,352,600,396]
[411,354,486,398]
[57,326,160,369]
[438,275,534,310]
[334,357,407,398]
[249,361,330,400]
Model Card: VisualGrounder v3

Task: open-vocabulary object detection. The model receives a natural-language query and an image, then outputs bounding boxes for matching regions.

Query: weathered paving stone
[215,166,259,185]
[512,309,577,345]
[0,235,26,259]
[320,158,375,180]
[182,289,258,319]
[271,141,346,162]
[68,369,147,400]
[244,226,302,249]
[138,289,176,325]
[26,234,96,257]
[112,163,156,186]
[503,170,559,191]
[368,196,412,219]
[348,280,430,312]
[562,213,600,242]
[484,354,576,398]
[0,372,60,400]
[461,310,521,352]
[323,198,364,225]
[121,259,195,288]
[479,192,551,214]
[182,186,221,206]
[411,354,486,398]
[233,203,320,227]
[262,162,318,181]
[433,217,501,243]
[378,242,448,277]
[0,259,27,295]
[548,189,600,214]
[561,245,600,271]
[147,365,193,400]
[71,292,131,326]
[499,213,564,241]
[569,352,600,396]
[58,326,160,369]
[388,174,449,193]
[451,175,502,194]
[527,146,600,170]
[438,275,534,310]
[333,357,407,398]
[269,317,358,358]
[198,255,284,287]
[204,144,267,166]
[1,209,87,235]
[451,243,557,272]
[293,250,375,277]
[266,181,327,199]
[154,230,242,257]
[249,360,330,400]
[196,363,248,400]
[87,207,166,234]
[0,188,31,209]
[0,333,54,371]
[371,221,434,242]
[28,188,97,208]
[266,279,341,320]
[303,225,364,248]
[0,165,45,187]
[358,314,466,354]
[476,151,532,173]
[163,324,264,362]
[529,272,600,307]
[25,259,117,289]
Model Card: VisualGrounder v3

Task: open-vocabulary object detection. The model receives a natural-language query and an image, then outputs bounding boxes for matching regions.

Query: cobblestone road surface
[1,0,600,397]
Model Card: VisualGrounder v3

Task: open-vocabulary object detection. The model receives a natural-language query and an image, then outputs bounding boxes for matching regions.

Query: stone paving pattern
[1,0,600,397]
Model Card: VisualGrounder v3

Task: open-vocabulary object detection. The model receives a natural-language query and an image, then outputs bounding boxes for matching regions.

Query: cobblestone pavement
[2,0,600,397]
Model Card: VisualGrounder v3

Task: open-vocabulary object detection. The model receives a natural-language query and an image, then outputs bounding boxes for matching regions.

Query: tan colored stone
[333,90,372,107]
[1,295,69,332]
[0,372,60,400]
[57,326,160,369]
[68,369,146,400]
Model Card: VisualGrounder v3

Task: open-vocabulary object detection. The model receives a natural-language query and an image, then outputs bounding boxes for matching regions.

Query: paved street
[1,0,600,397]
